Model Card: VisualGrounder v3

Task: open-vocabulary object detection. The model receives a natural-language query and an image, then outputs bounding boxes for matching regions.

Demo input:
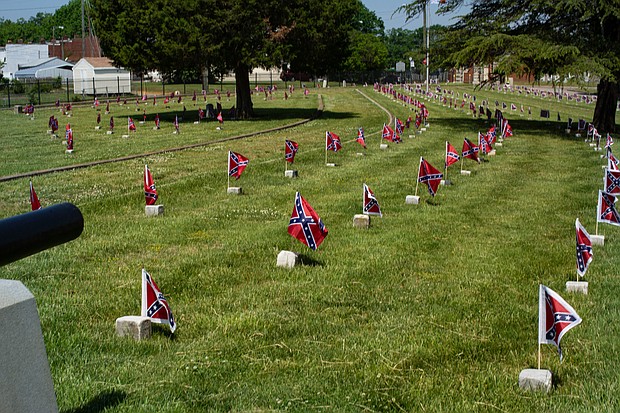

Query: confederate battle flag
[418,157,443,197]
[141,268,176,333]
[597,190,620,227]
[462,138,480,164]
[144,164,159,206]
[288,192,328,250]
[285,140,299,163]
[604,168,620,194]
[363,183,382,217]
[326,131,342,152]
[382,123,395,142]
[539,284,582,360]
[445,141,460,169]
[357,127,367,149]
[228,150,249,180]
[575,218,593,277]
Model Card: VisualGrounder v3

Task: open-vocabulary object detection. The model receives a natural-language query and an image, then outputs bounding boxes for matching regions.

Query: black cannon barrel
[0,202,84,267]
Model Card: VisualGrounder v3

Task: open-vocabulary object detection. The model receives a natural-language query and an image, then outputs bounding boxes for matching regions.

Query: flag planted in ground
[575,218,593,277]
[288,192,328,250]
[285,140,299,163]
[538,284,582,361]
[418,157,443,197]
[363,184,382,217]
[607,148,619,171]
[478,132,492,155]
[382,123,395,142]
[141,268,176,333]
[29,180,41,211]
[605,168,620,193]
[144,164,159,206]
[445,141,460,169]
[356,127,367,149]
[228,151,249,180]
[597,190,620,226]
[462,138,480,164]
[326,131,342,152]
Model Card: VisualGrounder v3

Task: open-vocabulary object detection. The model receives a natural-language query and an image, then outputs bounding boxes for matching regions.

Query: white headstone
[380,144,389,150]
[115,316,152,340]
[591,234,604,246]
[227,187,243,194]
[0,280,58,413]
[461,170,471,175]
[495,142,503,147]
[326,163,337,167]
[566,281,588,294]
[145,205,164,216]
[284,170,298,178]
[122,134,130,138]
[95,126,101,130]
[353,214,370,229]
[277,250,298,268]
[405,195,420,205]
[106,131,114,135]
[518,369,552,393]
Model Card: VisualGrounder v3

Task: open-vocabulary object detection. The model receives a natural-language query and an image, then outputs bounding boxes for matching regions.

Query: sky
[1,0,464,30]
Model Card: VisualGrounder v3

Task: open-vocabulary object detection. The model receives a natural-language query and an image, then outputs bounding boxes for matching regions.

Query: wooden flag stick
[460,156,464,173]
[227,152,230,190]
[414,157,421,197]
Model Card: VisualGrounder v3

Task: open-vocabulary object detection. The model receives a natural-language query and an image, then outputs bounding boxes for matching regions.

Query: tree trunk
[235,62,254,119]
[593,78,619,134]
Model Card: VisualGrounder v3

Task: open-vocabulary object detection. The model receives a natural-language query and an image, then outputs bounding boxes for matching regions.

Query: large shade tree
[92,0,361,119]
[400,0,619,132]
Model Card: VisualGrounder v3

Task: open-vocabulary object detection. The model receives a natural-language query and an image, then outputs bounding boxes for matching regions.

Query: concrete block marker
[566,281,588,294]
[405,195,420,205]
[153,126,159,130]
[589,143,596,147]
[145,205,164,217]
[284,170,298,178]
[380,144,388,150]
[594,147,602,151]
[461,170,471,176]
[115,316,152,341]
[106,131,114,135]
[575,133,582,138]
[326,163,337,167]
[421,127,427,132]
[65,149,73,154]
[227,187,242,195]
[488,149,496,156]
[518,369,552,393]
[440,179,452,186]
[277,250,298,268]
[356,152,365,157]
[0,280,59,413]
[591,234,604,246]
[122,134,130,138]
[353,214,370,229]
[495,142,503,147]
[95,126,101,130]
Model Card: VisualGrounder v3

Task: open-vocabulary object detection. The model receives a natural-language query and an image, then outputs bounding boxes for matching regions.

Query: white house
[72,57,131,95]
[2,43,49,80]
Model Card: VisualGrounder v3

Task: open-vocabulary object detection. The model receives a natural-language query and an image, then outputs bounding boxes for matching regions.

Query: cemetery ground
[0,85,619,412]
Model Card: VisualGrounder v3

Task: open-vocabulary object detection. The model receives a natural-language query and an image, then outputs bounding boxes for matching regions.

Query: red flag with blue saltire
[538,284,582,361]
[128,117,136,132]
[486,125,497,145]
[285,139,299,163]
[288,192,328,250]
[478,132,492,155]
[605,133,614,149]
[418,157,443,197]
[29,180,41,210]
[462,138,480,163]
[597,190,620,227]
[382,123,394,142]
[141,268,176,333]
[502,119,513,137]
[395,118,404,136]
[326,131,342,152]
[66,128,73,151]
[356,127,367,149]
[445,141,460,169]
[144,164,159,206]
[228,151,249,180]
[575,218,593,277]
[363,183,382,217]
[604,168,620,194]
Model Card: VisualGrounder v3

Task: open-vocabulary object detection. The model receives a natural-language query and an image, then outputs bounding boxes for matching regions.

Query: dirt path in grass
[0,96,325,183]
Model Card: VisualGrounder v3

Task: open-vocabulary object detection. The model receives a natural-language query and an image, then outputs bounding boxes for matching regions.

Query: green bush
[12,79,25,94]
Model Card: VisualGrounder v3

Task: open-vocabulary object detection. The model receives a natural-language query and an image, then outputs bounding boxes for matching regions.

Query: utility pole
[423,0,430,93]
[81,0,86,58]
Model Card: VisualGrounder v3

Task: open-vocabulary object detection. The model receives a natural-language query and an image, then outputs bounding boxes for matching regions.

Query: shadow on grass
[297,253,324,267]
[62,390,126,413]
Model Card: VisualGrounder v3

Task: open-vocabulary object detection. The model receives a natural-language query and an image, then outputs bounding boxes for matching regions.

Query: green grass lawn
[0,85,618,412]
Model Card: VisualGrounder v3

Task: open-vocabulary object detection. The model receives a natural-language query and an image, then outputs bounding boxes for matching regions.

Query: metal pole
[92,77,96,97]
[37,79,41,105]
[81,0,86,58]
[7,82,11,107]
